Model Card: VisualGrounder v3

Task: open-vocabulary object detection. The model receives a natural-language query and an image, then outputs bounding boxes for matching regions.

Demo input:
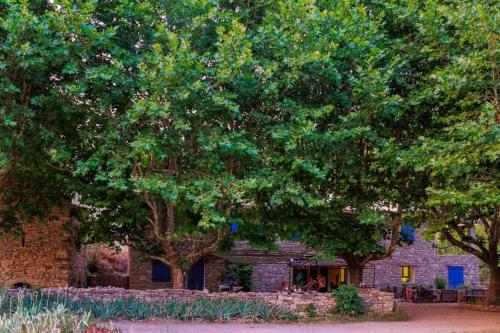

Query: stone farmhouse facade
[129,230,480,292]
[1,174,478,291]
[0,179,86,288]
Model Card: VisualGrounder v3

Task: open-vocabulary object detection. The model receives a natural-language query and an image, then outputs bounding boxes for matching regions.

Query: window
[339,266,347,284]
[401,266,415,283]
[152,260,171,282]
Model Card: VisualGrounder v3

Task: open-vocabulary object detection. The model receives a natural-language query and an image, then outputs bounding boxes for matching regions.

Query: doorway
[188,259,205,290]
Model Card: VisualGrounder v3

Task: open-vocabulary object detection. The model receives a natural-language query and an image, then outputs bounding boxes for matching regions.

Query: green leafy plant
[304,303,317,318]
[332,285,366,317]
[434,277,447,290]
[294,272,305,288]
[1,291,296,322]
[0,290,91,333]
[223,263,253,291]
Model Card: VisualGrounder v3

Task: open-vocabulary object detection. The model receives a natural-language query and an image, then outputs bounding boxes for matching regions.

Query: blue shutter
[401,225,415,242]
[447,266,464,289]
[230,222,239,233]
[152,260,171,282]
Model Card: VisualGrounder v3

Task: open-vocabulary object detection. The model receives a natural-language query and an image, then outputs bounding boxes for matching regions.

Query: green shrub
[223,263,253,291]
[434,276,447,290]
[304,303,317,318]
[332,284,366,317]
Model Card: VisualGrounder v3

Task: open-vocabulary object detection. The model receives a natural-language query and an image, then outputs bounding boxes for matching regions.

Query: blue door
[447,266,464,289]
[188,260,205,290]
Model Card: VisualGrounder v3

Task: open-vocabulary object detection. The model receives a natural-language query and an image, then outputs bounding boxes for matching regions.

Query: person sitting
[317,273,327,292]
[303,275,317,291]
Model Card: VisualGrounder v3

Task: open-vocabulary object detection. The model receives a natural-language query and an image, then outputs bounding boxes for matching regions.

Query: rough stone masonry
[0,178,86,288]
[37,287,395,317]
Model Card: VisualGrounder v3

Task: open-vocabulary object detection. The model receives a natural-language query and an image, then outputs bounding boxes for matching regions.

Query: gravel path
[110,303,500,333]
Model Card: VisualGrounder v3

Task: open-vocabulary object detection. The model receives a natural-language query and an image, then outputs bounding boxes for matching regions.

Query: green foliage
[304,303,317,318]
[400,0,500,299]
[0,290,91,333]
[223,263,253,291]
[332,285,366,317]
[434,277,447,290]
[294,272,305,287]
[1,290,296,322]
[0,0,498,298]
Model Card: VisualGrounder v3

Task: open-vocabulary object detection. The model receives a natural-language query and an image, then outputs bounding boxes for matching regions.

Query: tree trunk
[488,265,500,303]
[345,257,365,286]
[172,267,187,289]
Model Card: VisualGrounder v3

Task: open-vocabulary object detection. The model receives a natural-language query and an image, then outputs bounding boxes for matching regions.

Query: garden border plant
[332,285,366,317]
[1,289,297,323]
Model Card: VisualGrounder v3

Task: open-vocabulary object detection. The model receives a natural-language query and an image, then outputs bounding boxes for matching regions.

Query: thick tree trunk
[172,267,187,289]
[488,265,500,303]
[345,257,365,286]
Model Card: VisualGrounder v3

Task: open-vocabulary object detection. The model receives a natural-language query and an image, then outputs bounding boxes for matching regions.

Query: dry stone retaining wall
[37,287,394,317]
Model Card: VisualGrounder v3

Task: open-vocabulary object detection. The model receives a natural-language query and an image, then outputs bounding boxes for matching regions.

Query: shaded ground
[109,303,500,333]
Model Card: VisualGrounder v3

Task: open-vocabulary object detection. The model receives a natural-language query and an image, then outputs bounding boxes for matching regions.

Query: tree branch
[442,228,489,262]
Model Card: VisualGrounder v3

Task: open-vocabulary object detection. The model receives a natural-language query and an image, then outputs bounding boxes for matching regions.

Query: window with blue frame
[401,225,416,243]
[151,260,171,282]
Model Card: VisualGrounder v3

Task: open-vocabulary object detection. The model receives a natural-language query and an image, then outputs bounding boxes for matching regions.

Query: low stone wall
[359,288,395,315]
[31,287,394,317]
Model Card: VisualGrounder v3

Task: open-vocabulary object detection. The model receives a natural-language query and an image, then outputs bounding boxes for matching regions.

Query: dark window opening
[12,282,31,289]
[152,260,171,282]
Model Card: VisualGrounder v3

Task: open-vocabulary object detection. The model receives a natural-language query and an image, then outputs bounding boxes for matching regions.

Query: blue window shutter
[230,222,238,233]
[401,225,415,242]
[152,260,171,282]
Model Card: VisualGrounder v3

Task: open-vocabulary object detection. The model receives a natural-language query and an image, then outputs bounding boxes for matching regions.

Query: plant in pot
[434,276,447,302]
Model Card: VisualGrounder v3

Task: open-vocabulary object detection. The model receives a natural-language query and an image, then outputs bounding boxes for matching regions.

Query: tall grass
[1,289,297,323]
[0,289,91,333]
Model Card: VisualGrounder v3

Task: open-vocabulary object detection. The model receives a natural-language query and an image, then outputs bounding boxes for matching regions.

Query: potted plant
[434,277,447,302]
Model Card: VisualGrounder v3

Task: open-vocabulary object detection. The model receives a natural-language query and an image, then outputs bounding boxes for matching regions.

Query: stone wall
[215,241,306,292]
[0,215,85,288]
[204,255,225,292]
[36,287,395,317]
[362,230,480,288]
[0,179,85,288]
[251,261,290,292]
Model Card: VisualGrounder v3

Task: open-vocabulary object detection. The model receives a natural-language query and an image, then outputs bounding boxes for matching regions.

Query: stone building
[129,229,480,292]
[0,179,86,288]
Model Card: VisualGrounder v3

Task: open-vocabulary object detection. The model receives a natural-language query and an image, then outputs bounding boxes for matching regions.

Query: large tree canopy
[405,1,500,302]
[1,0,498,298]
[0,1,263,288]
[233,0,428,285]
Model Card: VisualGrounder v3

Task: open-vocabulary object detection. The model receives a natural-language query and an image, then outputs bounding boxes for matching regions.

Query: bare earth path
[111,303,500,333]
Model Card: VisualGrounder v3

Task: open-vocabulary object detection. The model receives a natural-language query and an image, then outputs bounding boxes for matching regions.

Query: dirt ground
[109,303,500,333]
